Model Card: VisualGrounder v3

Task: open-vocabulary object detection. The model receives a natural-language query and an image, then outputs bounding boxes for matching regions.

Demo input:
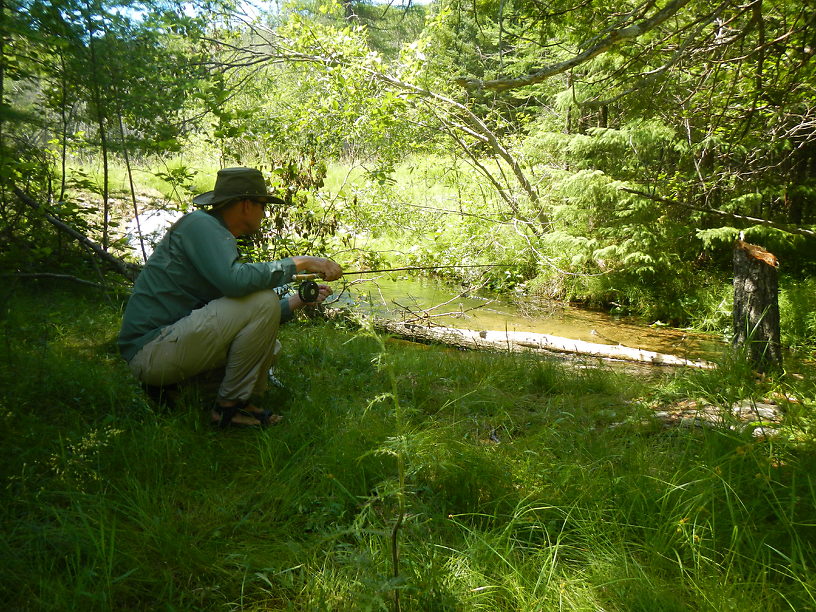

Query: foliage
[18,0,214,159]
[195,2,429,168]
[249,155,345,261]
[281,0,428,60]
[0,0,220,270]
[2,10,816,610]
[779,278,816,354]
[412,0,816,308]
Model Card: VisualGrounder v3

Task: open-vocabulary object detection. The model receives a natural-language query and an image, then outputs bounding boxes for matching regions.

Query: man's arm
[181,213,297,295]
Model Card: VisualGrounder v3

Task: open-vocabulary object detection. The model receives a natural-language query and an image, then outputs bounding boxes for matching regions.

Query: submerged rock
[650,398,784,438]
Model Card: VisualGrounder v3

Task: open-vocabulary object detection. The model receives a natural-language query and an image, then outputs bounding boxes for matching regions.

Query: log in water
[375,320,716,368]
[340,276,723,363]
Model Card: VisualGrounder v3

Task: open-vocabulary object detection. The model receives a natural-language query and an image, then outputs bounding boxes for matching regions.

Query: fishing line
[343,263,513,275]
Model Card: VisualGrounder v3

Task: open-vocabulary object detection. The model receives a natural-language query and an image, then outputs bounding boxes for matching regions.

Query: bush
[780,278,816,352]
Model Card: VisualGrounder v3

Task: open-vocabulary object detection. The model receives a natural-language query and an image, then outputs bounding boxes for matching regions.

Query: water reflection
[332,274,726,362]
[123,207,808,370]
[126,208,184,259]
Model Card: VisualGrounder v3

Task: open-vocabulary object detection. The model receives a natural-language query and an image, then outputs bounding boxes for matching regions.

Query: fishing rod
[292,263,512,302]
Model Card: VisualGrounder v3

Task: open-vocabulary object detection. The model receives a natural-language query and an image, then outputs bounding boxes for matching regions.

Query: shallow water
[126,208,184,259]
[328,275,726,362]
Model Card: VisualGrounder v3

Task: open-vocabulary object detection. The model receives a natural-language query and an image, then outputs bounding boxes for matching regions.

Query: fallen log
[11,189,716,369]
[14,186,141,282]
[372,320,716,368]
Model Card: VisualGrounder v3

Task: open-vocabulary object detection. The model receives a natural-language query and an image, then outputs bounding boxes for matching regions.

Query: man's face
[247,199,267,233]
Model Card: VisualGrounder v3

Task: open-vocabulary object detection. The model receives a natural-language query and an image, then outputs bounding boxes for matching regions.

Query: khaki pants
[129,290,282,402]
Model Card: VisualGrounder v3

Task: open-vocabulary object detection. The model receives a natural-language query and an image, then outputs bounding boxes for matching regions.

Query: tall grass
[2,282,815,610]
[780,278,816,354]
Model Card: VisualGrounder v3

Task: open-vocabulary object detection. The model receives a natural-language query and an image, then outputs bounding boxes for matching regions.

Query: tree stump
[732,240,782,373]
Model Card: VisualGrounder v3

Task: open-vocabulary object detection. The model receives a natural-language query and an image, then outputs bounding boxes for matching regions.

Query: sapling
[365,331,407,612]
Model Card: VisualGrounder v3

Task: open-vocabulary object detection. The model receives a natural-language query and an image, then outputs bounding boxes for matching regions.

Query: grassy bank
[2,283,815,610]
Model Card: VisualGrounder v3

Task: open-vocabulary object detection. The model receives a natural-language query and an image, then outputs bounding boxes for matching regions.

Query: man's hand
[292,256,343,281]
[312,284,333,304]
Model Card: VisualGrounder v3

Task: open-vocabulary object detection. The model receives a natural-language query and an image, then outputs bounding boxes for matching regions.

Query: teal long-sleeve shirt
[118,210,296,362]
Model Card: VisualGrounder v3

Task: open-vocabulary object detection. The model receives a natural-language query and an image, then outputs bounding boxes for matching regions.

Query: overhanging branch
[620,187,816,238]
[459,0,692,92]
[220,40,548,230]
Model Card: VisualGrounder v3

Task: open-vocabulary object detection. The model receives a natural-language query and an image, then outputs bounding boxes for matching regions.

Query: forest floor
[2,282,816,611]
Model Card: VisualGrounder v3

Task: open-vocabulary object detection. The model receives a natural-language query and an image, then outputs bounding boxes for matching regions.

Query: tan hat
[192,167,285,208]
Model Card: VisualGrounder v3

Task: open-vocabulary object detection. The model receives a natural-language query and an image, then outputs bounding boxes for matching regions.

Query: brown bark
[732,240,782,372]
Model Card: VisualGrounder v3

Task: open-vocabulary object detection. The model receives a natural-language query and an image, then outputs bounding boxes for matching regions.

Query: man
[118,167,343,427]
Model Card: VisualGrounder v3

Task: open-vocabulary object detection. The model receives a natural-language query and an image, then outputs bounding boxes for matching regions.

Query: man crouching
[118,167,342,427]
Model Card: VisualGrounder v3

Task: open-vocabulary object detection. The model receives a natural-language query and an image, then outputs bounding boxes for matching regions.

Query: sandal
[213,400,281,428]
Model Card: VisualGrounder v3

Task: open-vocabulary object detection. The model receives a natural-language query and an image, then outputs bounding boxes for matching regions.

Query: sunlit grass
[50,153,816,353]
[62,157,222,203]
[2,283,816,610]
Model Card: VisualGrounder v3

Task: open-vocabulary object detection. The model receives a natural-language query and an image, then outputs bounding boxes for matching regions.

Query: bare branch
[207,34,546,219]
[14,187,142,282]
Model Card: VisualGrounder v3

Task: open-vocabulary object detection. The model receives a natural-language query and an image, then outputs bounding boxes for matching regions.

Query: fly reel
[293,274,321,304]
[297,279,320,303]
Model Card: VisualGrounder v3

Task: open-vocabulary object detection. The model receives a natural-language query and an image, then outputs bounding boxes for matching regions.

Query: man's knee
[244,289,281,323]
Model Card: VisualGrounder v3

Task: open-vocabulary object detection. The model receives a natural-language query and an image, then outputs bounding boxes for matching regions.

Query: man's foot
[212,402,283,428]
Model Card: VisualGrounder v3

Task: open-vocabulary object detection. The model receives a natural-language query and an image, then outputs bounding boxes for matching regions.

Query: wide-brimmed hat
[192,167,285,209]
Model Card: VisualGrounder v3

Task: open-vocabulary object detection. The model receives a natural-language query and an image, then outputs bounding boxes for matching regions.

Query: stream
[327,274,726,363]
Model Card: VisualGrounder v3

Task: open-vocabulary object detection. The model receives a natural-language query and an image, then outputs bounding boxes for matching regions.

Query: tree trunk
[94,98,110,251]
[58,52,68,203]
[83,0,110,251]
[0,0,6,194]
[599,104,608,129]
[732,240,782,372]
